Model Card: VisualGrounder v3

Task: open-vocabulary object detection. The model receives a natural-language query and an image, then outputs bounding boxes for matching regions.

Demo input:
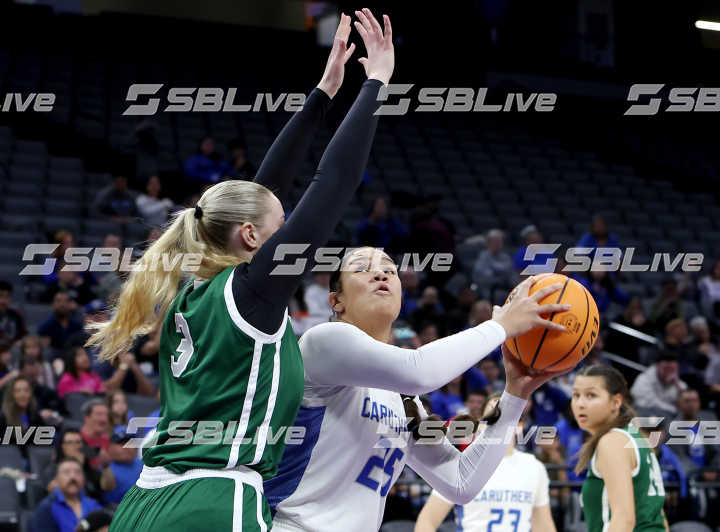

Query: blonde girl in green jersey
[571,365,669,532]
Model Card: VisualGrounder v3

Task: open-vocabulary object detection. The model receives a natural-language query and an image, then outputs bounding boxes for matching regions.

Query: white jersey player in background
[414,392,557,532]
[265,247,572,531]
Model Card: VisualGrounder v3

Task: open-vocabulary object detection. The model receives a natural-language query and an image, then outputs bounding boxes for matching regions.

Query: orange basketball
[503,273,600,372]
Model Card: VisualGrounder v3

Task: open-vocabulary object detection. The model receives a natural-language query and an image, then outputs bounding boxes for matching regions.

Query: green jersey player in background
[87,10,395,531]
[571,364,668,532]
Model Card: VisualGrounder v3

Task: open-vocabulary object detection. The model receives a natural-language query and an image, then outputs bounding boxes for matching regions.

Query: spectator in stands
[18,352,63,425]
[94,234,123,303]
[409,197,457,286]
[18,335,55,389]
[0,375,43,457]
[57,346,104,399]
[0,280,26,344]
[225,138,256,180]
[531,381,569,427]
[468,299,493,327]
[92,174,140,223]
[32,457,102,532]
[0,340,18,390]
[136,175,174,227]
[355,196,408,252]
[303,271,333,329]
[630,351,687,416]
[417,321,439,345]
[184,136,229,183]
[74,510,113,532]
[100,428,143,505]
[576,215,620,255]
[513,225,554,276]
[478,358,505,392]
[699,259,720,325]
[650,277,686,331]
[461,388,488,419]
[604,297,653,362]
[43,231,76,285]
[38,291,84,354]
[429,375,465,420]
[398,269,421,320]
[410,286,446,334]
[536,435,570,506]
[43,267,97,306]
[130,324,161,378]
[472,229,513,295]
[554,404,585,482]
[106,390,134,432]
[43,429,103,502]
[97,350,154,397]
[673,389,718,473]
[79,399,111,470]
[445,284,478,334]
[664,318,708,390]
[647,422,687,515]
[577,270,629,314]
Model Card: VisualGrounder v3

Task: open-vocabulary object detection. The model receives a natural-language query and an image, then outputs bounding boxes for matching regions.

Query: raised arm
[253,14,356,202]
[235,10,394,335]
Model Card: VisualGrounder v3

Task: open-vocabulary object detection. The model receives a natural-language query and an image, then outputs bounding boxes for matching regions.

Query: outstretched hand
[502,344,570,399]
[354,8,394,85]
[317,13,356,99]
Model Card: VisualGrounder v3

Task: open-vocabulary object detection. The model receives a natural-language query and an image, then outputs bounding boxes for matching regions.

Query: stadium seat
[27,446,54,476]
[0,446,24,471]
[126,394,161,417]
[0,477,20,527]
[669,522,712,532]
[64,392,92,421]
[380,521,415,532]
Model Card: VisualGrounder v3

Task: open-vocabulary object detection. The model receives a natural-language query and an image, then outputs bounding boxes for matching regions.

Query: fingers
[536,318,566,332]
[383,14,392,43]
[537,303,571,314]
[353,19,369,41]
[530,283,563,302]
[516,275,535,299]
[354,10,374,40]
[363,7,383,37]
[343,42,356,63]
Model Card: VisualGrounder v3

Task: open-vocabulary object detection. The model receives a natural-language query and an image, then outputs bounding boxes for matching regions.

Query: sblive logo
[1,93,55,112]
[122,84,306,116]
[375,85,557,116]
[624,84,720,115]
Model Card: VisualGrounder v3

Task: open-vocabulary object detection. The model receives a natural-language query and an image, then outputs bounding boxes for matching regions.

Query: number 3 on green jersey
[172,313,194,377]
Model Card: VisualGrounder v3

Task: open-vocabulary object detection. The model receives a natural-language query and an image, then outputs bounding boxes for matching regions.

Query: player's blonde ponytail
[87,180,274,362]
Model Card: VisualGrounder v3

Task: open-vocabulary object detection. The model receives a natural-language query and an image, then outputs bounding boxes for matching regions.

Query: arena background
[0,0,719,530]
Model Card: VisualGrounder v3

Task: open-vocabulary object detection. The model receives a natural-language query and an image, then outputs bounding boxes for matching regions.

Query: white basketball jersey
[433,450,550,532]
[265,377,413,531]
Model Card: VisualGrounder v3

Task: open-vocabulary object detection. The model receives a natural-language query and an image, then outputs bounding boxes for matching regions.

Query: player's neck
[342,317,392,343]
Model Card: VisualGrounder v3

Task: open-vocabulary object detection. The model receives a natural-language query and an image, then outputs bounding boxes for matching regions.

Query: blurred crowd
[1,135,719,531]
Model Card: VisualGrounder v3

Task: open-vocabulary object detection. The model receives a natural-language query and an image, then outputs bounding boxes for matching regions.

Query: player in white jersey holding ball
[265,247,572,531]
[414,392,556,532]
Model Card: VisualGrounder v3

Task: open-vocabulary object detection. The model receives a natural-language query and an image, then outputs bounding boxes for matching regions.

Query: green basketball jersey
[142,265,305,479]
[581,425,666,532]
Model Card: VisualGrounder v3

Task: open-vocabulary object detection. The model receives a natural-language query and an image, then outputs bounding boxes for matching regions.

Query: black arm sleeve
[253,87,331,204]
[233,79,383,335]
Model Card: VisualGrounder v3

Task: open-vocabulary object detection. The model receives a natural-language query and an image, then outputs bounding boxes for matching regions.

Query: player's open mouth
[374,283,391,295]
[577,414,587,422]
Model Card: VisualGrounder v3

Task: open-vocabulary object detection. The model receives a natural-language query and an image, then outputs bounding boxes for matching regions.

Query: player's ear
[236,222,258,251]
[329,292,344,313]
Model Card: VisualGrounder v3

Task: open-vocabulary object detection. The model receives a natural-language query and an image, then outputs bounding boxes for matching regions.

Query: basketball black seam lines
[543,288,591,371]
[529,278,570,369]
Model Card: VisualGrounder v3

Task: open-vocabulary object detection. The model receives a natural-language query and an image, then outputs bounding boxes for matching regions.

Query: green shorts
[109,466,271,531]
